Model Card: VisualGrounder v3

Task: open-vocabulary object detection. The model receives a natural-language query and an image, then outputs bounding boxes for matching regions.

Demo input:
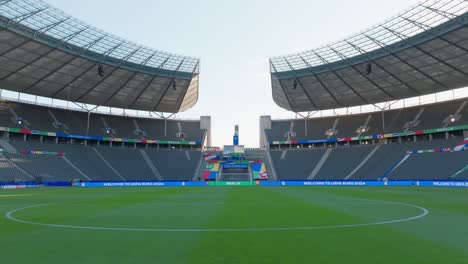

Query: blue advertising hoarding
[73,180,468,188]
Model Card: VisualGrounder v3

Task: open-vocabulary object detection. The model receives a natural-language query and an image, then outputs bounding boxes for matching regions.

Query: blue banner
[256,180,468,187]
[79,181,209,187]
[56,133,102,141]
[297,139,329,144]
[223,164,249,169]
[4,180,468,188]
[418,181,468,188]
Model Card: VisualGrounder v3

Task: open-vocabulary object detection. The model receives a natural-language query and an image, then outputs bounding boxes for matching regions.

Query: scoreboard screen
[223,145,244,155]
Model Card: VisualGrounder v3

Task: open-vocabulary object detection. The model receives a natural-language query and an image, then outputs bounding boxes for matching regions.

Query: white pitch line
[4,200,429,233]
[0,194,38,198]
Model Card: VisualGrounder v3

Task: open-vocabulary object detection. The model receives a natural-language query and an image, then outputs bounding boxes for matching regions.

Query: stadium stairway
[0,140,18,154]
[144,150,200,181]
[0,140,204,182]
[449,163,468,179]
[139,149,164,181]
[92,147,126,181]
[308,148,333,179]
[313,146,374,180]
[62,156,92,181]
[388,151,468,180]
[5,153,88,181]
[96,148,161,181]
[344,145,381,180]
[245,149,277,180]
[0,153,34,182]
[270,137,465,180]
[193,153,206,181]
[270,149,326,180]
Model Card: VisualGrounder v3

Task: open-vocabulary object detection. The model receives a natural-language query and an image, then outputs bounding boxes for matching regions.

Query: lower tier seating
[2,140,202,182]
[270,138,467,180]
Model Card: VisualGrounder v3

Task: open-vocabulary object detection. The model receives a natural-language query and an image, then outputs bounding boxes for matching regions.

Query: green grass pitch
[1,186,468,264]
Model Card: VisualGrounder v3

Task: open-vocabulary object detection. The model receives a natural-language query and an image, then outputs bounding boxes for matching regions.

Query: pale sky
[44,0,419,147]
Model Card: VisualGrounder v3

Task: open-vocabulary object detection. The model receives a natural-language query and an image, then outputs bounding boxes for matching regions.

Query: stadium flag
[454,138,468,152]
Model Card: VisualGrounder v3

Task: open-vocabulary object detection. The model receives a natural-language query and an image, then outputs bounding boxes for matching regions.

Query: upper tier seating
[266,99,468,141]
[0,100,205,141]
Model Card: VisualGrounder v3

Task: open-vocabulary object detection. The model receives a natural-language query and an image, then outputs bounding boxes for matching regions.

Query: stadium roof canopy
[270,0,468,112]
[0,0,199,113]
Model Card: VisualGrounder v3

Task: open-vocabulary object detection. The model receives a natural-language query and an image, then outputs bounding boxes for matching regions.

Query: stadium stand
[4,153,86,181]
[270,149,326,180]
[3,140,203,182]
[96,148,158,181]
[136,119,185,140]
[265,100,468,142]
[0,0,208,184]
[8,141,119,181]
[389,151,468,180]
[269,137,465,180]
[0,153,32,182]
[450,165,468,180]
[145,149,201,181]
[0,101,206,142]
[350,137,462,180]
[348,144,410,180]
[314,146,374,180]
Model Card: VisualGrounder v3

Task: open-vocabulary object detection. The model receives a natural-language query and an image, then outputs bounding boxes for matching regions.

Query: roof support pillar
[296,111,319,137]
[152,112,175,137]
[373,100,400,132]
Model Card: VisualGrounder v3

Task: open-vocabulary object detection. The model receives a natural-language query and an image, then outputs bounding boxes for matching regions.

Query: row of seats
[266,99,468,140]
[0,141,202,182]
[0,100,205,141]
[0,154,33,182]
[270,137,468,180]
[390,151,468,180]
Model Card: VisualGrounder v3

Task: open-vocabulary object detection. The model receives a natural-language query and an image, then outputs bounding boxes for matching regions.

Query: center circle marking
[5,200,429,232]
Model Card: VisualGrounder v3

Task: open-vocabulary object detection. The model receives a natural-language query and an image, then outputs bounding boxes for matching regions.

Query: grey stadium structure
[0,0,468,183]
[262,0,468,181]
[0,0,211,183]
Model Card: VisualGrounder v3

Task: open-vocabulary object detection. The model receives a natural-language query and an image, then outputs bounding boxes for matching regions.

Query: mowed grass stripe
[1,187,468,264]
[314,187,468,256]
[11,187,196,226]
[267,187,422,223]
[12,187,224,229]
[0,187,229,264]
[189,187,468,264]
[189,187,360,263]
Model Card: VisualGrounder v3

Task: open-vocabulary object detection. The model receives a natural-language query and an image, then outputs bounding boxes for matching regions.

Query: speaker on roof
[293,78,298,89]
[366,63,372,75]
[98,64,104,77]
